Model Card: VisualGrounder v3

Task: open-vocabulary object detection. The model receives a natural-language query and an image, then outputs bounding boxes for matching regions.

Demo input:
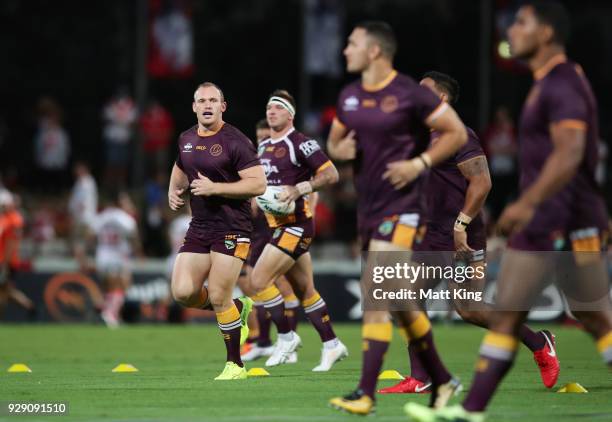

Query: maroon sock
[463,332,518,412]
[518,326,545,352]
[216,306,243,367]
[303,294,336,342]
[409,330,451,386]
[263,295,291,334]
[233,298,243,314]
[358,339,389,399]
[285,307,299,333]
[408,342,430,383]
[255,304,272,347]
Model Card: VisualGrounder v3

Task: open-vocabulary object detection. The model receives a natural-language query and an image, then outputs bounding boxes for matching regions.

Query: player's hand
[190,172,217,197]
[382,159,423,190]
[454,230,475,253]
[333,130,357,161]
[497,198,536,236]
[277,185,300,203]
[168,188,186,210]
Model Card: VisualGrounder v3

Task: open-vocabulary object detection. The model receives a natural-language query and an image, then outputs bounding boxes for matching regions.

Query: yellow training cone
[7,364,32,373]
[247,367,270,377]
[112,363,139,373]
[557,383,588,393]
[378,370,404,380]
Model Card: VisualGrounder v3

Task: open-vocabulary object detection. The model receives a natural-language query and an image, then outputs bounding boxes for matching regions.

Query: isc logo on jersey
[343,96,359,111]
[299,140,321,157]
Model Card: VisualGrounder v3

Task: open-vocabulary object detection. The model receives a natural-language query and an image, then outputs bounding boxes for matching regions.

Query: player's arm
[383,105,468,189]
[168,163,189,211]
[498,123,586,234]
[327,119,356,161]
[191,165,267,199]
[454,155,492,251]
[279,161,339,203]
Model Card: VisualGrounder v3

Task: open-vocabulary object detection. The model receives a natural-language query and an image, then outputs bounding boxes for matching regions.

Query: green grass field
[1,323,610,421]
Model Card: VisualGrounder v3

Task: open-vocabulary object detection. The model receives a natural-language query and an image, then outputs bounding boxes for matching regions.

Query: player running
[379,71,559,395]
[241,119,302,363]
[327,22,468,415]
[169,82,266,380]
[405,2,612,421]
[249,90,348,371]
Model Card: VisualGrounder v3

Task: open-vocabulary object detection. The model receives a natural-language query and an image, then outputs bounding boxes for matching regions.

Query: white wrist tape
[454,211,472,232]
[296,181,313,196]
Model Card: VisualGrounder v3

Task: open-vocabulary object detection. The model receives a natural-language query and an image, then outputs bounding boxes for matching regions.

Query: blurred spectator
[102,90,137,188]
[0,189,35,319]
[143,172,169,257]
[139,99,174,176]
[483,106,518,219]
[68,161,98,260]
[596,138,608,186]
[33,97,71,191]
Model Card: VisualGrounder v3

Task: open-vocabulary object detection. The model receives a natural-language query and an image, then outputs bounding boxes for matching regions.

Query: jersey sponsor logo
[196,145,206,151]
[274,147,287,158]
[260,158,279,176]
[343,95,359,111]
[299,139,321,157]
[362,98,377,108]
[381,95,399,113]
[210,144,223,156]
[378,220,394,236]
[183,142,193,152]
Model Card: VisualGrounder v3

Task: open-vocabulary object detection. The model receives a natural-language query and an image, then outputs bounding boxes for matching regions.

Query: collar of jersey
[362,69,398,92]
[533,54,567,81]
[267,127,295,144]
[197,122,225,137]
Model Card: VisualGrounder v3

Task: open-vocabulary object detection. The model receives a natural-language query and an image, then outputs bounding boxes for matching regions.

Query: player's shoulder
[221,123,255,149]
[544,60,585,89]
[287,130,323,156]
[286,129,309,144]
[338,78,363,98]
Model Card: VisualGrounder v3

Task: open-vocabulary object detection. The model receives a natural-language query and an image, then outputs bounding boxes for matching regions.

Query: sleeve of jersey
[334,91,347,128]
[545,78,588,130]
[233,136,260,172]
[297,138,331,173]
[413,84,448,123]
[456,130,485,164]
[175,137,184,171]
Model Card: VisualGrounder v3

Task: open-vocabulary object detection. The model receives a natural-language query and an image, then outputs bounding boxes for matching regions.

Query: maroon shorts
[179,226,250,261]
[246,230,271,267]
[359,213,421,251]
[416,223,487,263]
[269,219,314,260]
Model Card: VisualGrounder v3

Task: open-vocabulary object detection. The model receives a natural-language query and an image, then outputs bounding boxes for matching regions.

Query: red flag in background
[148,0,194,78]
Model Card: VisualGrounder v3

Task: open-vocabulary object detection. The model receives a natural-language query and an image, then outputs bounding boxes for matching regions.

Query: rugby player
[249,90,348,371]
[405,2,612,421]
[379,71,559,395]
[327,22,468,415]
[169,82,266,380]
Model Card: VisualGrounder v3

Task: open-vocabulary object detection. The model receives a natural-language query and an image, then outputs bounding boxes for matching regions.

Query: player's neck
[270,124,294,140]
[198,120,224,136]
[529,45,566,78]
[361,61,395,90]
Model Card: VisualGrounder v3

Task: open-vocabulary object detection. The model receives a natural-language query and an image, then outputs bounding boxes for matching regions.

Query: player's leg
[562,235,612,367]
[208,251,248,380]
[284,252,347,371]
[277,276,300,332]
[241,264,275,361]
[250,244,301,366]
[171,252,212,309]
[405,249,553,420]
[236,268,260,354]
[450,257,559,388]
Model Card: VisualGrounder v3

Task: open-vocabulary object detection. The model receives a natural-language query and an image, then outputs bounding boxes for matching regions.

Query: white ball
[256,185,296,216]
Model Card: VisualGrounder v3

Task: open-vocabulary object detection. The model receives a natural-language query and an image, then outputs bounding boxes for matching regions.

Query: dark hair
[525,0,570,44]
[355,21,397,59]
[422,71,460,104]
[195,82,225,102]
[269,89,296,110]
[255,119,269,130]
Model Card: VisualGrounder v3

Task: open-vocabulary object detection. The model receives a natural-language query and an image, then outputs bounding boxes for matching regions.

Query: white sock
[278,331,294,342]
[323,338,339,350]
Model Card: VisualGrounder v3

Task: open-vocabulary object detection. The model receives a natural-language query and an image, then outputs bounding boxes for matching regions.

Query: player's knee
[250,268,268,292]
[207,287,230,309]
[171,283,197,307]
[573,310,612,337]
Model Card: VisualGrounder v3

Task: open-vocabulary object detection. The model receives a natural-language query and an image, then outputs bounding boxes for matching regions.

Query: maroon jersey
[424,127,486,250]
[513,55,607,243]
[257,128,332,228]
[175,123,259,234]
[335,70,446,223]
